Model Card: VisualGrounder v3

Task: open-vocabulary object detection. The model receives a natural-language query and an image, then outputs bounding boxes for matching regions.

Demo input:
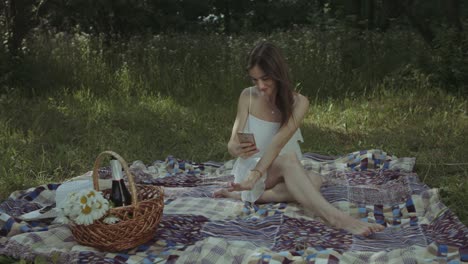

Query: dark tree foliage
[0,0,466,94]
[1,0,466,50]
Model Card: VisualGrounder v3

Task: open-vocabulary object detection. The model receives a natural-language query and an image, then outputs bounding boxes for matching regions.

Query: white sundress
[232,87,304,203]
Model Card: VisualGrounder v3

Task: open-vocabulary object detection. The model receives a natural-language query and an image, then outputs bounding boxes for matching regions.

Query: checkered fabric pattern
[1,149,467,263]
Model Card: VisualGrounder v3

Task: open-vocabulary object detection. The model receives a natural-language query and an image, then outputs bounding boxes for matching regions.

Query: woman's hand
[228,141,259,159]
[228,170,262,192]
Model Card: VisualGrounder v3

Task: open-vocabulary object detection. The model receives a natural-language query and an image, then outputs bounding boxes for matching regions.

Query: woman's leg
[258,157,322,202]
[214,156,322,201]
[213,155,295,200]
[256,182,294,203]
[232,153,385,236]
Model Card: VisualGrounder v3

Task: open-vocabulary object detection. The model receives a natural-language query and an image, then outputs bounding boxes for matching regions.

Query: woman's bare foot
[329,212,385,236]
[213,188,241,200]
[228,171,262,191]
[228,180,255,191]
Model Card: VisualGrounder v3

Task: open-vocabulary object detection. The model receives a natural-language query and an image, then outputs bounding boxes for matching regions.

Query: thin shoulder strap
[249,87,252,115]
[247,87,252,132]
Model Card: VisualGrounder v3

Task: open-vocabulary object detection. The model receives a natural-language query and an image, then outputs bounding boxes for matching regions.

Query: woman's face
[249,65,277,97]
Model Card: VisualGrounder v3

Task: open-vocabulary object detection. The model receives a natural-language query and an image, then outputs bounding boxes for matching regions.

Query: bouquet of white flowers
[56,189,119,225]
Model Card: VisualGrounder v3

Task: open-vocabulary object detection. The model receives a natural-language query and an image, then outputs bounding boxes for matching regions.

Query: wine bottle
[110,158,132,207]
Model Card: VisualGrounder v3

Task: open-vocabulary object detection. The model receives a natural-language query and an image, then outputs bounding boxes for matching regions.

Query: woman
[214,41,385,236]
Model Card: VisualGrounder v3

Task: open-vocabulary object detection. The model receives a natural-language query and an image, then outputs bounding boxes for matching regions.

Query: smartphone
[237,132,256,145]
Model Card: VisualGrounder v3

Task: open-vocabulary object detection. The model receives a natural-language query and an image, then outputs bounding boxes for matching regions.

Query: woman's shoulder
[237,87,254,107]
[240,87,250,96]
[240,86,258,95]
[239,86,259,100]
[293,92,310,108]
[291,93,310,120]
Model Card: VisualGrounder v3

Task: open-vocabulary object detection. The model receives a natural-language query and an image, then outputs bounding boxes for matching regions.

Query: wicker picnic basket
[70,151,164,252]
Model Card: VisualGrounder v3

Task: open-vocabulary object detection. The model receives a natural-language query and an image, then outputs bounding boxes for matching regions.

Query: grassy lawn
[1,30,467,226]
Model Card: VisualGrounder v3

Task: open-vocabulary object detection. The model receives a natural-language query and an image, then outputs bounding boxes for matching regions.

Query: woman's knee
[275,152,301,171]
[264,153,298,188]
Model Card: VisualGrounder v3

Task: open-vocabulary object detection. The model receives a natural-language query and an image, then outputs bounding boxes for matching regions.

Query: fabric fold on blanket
[1,149,467,264]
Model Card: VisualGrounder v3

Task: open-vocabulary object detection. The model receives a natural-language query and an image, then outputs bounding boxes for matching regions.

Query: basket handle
[92,150,138,206]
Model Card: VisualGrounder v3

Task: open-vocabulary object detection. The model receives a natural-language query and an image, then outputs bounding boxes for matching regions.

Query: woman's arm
[227,93,309,191]
[227,88,259,158]
[228,95,309,192]
[253,94,309,175]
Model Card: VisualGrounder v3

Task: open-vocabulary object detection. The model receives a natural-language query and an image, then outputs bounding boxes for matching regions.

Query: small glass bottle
[110,157,132,207]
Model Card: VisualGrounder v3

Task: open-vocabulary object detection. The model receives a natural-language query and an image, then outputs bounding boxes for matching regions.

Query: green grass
[0,29,467,228]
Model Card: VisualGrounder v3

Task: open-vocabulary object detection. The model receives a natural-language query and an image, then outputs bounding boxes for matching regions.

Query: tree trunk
[2,0,11,35]
[223,8,231,34]
[218,0,231,34]
[316,0,326,29]
[349,0,361,18]
[402,0,435,46]
[345,0,361,27]
[9,0,34,56]
[378,0,401,31]
[366,0,375,30]
[443,0,463,32]
[317,0,325,11]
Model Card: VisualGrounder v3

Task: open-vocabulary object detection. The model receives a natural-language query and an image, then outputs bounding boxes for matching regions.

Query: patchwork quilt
[0,149,467,263]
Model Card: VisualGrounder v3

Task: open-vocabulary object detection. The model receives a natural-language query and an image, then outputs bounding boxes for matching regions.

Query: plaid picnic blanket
[0,149,467,263]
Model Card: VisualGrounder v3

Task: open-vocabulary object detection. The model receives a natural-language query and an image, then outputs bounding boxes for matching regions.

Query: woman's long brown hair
[246,41,294,127]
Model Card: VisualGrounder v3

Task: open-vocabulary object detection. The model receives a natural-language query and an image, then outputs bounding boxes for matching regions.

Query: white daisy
[85,189,99,203]
[91,196,109,220]
[78,191,91,208]
[74,204,96,225]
